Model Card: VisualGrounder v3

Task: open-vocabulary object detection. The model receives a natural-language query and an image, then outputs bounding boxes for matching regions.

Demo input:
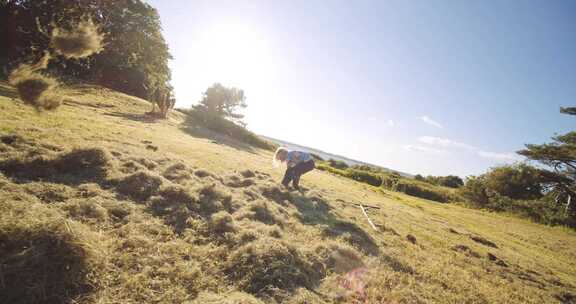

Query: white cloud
[387,120,395,127]
[477,151,522,161]
[418,136,476,150]
[413,135,522,162]
[418,115,443,128]
[403,145,447,155]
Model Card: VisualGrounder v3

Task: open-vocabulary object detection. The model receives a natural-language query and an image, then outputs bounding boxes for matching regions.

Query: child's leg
[291,161,315,188]
[281,167,295,186]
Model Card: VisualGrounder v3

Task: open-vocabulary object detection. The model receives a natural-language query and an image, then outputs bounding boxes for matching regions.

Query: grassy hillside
[1,82,575,304]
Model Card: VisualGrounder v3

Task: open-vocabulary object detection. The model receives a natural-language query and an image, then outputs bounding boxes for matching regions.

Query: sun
[193,24,275,89]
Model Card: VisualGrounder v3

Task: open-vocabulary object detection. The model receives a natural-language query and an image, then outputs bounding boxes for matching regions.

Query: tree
[439,175,464,188]
[195,83,247,125]
[518,107,576,215]
[414,174,425,182]
[0,0,172,100]
[483,164,544,200]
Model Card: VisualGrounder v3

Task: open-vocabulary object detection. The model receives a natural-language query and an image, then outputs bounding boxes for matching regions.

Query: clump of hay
[158,185,196,205]
[120,160,146,174]
[198,184,236,214]
[22,182,75,203]
[209,211,237,234]
[149,185,199,233]
[162,162,194,183]
[61,199,109,223]
[51,19,105,59]
[117,171,164,201]
[0,147,110,184]
[258,183,293,205]
[194,169,212,178]
[240,169,256,178]
[224,173,255,188]
[326,245,365,274]
[190,291,264,304]
[225,238,325,298]
[58,148,110,172]
[150,185,197,216]
[8,53,62,111]
[236,201,284,227]
[0,201,103,304]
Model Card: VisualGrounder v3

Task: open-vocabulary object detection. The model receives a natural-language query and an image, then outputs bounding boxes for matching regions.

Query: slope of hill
[1,82,575,304]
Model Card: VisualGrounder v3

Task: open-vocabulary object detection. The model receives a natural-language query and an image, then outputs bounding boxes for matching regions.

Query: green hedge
[317,162,454,203]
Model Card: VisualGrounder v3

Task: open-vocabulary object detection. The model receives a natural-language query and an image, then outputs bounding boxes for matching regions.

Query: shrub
[458,165,575,227]
[382,174,453,203]
[346,169,382,187]
[392,179,453,203]
[458,176,490,207]
[182,108,276,150]
[327,159,349,170]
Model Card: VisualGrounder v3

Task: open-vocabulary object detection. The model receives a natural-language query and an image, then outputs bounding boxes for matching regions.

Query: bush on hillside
[317,162,454,203]
[347,168,382,187]
[458,164,575,227]
[414,174,464,188]
[181,107,276,150]
[327,159,349,170]
[388,179,453,203]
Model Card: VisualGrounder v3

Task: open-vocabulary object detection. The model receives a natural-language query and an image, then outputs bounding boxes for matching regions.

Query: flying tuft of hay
[51,19,105,59]
[8,60,62,111]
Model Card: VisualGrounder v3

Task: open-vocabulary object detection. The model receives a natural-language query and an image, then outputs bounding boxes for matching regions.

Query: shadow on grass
[103,111,160,124]
[63,99,115,110]
[289,192,381,256]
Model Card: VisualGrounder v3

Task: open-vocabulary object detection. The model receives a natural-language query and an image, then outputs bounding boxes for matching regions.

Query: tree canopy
[0,0,172,100]
[195,83,247,125]
[518,107,576,215]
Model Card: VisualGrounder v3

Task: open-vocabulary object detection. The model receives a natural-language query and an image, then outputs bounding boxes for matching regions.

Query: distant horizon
[151,0,576,176]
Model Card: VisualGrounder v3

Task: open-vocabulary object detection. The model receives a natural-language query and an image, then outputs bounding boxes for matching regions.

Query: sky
[147,0,576,177]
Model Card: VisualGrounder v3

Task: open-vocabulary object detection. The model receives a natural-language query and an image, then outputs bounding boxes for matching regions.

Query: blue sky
[148,0,576,176]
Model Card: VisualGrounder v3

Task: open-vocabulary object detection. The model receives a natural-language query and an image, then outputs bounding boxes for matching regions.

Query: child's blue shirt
[286,151,312,166]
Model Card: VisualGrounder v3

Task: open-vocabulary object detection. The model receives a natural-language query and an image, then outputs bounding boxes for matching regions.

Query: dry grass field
[0,82,575,304]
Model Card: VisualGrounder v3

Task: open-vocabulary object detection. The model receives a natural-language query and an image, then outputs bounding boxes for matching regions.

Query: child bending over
[273,147,315,190]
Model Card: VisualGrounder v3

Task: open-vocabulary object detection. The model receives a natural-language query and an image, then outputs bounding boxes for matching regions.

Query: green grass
[0,81,575,303]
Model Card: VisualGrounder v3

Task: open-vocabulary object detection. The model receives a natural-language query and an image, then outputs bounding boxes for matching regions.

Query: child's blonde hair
[272,147,288,167]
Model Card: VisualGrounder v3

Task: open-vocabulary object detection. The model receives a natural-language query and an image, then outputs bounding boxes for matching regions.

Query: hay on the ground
[0,147,111,184]
[189,291,264,304]
[0,201,103,304]
[225,238,325,299]
[117,171,164,201]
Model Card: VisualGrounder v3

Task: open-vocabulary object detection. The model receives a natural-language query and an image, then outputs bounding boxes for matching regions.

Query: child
[273,147,315,190]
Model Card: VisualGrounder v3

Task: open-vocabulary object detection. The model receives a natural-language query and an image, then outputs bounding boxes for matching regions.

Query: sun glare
[194,25,274,89]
